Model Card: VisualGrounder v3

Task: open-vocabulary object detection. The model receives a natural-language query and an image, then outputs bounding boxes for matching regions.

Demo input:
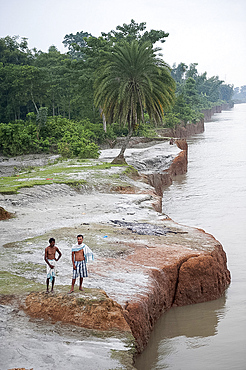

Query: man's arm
[55,247,62,261]
[72,251,76,269]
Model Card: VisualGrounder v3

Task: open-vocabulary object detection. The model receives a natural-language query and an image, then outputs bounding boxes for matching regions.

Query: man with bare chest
[68,234,93,293]
[44,238,62,293]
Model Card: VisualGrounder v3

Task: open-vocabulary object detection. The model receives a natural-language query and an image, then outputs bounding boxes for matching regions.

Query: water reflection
[135,295,227,369]
[160,296,227,338]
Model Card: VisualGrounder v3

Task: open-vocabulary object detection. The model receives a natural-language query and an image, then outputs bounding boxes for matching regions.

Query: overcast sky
[1,0,245,87]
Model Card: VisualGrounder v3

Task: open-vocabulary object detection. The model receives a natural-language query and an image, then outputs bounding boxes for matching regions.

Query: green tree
[0,36,40,121]
[0,64,34,121]
[219,83,234,102]
[183,77,201,107]
[186,63,199,79]
[34,46,71,117]
[0,35,33,66]
[171,62,188,84]
[64,20,171,130]
[36,106,48,139]
[62,31,92,59]
[94,40,175,163]
[101,19,169,45]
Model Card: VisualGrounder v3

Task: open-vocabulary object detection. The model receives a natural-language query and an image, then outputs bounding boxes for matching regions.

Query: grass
[0,178,88,194]
[0,160,127,194]
[0,269,101,295]
[0,271,44,294]
[14,261,45,274]
[122,166,139,178]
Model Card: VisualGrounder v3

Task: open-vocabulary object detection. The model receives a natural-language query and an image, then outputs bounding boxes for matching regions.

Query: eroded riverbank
[0,137,230,369]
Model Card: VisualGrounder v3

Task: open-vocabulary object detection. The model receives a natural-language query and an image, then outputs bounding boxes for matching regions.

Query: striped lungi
[72,260,88,279]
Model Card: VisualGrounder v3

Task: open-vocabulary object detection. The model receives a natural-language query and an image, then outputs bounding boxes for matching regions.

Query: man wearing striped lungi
[68,234,93,293]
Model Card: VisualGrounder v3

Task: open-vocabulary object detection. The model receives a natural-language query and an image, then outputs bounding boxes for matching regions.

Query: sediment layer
[156,118,204,139]
[24,289,131,332]
[123,236,230,352]
[146,139,188,212]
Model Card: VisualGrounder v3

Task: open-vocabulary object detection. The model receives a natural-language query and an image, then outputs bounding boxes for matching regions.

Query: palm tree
[94,40,176,164]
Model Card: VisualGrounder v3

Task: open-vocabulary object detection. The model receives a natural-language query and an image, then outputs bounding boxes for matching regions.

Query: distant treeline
[0,20,235,157]
[232,86,246,103]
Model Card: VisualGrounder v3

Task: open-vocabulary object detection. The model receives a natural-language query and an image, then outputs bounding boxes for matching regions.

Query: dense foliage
[0,116,101,157]
[0,20,235,157]
[166,62,234,127]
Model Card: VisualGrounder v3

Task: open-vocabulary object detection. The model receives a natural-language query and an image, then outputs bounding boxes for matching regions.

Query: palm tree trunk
[102,113,107,132]
[111,124,133,164]
[99,108,107,132]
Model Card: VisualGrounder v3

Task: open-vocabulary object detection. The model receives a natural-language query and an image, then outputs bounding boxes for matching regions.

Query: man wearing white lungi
[44,237,62,293]
[68,234,93,293]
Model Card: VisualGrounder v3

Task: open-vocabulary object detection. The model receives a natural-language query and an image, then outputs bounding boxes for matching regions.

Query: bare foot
[68,290,74,294]
[79,287,84,291]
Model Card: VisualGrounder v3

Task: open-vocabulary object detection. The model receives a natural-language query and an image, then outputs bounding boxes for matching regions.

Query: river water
[135,103,246,370]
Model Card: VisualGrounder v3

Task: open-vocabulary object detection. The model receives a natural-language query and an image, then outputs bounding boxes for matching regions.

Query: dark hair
[77,234,83,239]
[49,237,55,243]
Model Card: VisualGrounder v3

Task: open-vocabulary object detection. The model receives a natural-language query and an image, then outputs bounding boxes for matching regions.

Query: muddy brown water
[135,103,246,370]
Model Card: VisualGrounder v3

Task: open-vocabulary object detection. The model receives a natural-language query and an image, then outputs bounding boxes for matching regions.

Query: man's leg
[69,278,76,293]
[46,278,49,293]
[69,262,77,293]
[79,277,83,291]
[51,277,55,292]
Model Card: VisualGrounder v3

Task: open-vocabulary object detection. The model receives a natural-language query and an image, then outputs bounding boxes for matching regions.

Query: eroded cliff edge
[0,120,231,365]
[21,219,230,354]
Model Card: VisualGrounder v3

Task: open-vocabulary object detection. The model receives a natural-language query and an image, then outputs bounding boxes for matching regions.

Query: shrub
[0,121,36,156]
[58,136,100,159]
[163,113,180,128]
[0,116,101,158]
